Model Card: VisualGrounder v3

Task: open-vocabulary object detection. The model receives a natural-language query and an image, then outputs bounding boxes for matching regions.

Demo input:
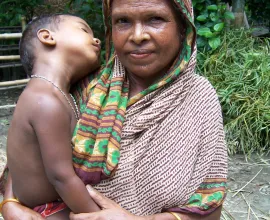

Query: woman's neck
[127,70,167,98]
[128,73,151,98]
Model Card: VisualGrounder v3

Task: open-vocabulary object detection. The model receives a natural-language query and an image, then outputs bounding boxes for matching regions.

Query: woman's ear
[37,29,56,46]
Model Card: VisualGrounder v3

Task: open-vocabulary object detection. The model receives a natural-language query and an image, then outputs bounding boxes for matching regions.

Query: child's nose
[94,38,101,45]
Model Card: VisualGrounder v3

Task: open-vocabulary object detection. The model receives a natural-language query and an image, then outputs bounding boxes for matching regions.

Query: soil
[0,88,269,220]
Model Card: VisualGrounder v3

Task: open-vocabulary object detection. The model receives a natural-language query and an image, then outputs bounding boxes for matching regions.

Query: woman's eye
[116,18,129,24]
[150,17,164,23]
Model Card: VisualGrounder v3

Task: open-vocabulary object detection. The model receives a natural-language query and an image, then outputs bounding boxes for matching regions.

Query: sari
[72,0,227,215]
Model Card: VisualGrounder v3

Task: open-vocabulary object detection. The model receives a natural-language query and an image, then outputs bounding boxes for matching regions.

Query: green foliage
[197,30,270,155]
[246,0,270,29]
[66,0,105,62]
[193,0,235,51]
[0,0,44,26]
[66,0,104,41]
[0,0,105,38]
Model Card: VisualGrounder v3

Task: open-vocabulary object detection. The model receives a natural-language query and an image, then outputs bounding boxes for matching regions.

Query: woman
[2,0,227,219]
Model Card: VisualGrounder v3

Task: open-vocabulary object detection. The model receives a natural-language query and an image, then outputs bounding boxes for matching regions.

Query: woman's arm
[1,174,44,220]
[140,206,221,220]
[69,186,222,220]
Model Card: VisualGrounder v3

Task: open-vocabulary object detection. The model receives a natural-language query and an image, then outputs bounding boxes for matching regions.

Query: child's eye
[81,28,88,33]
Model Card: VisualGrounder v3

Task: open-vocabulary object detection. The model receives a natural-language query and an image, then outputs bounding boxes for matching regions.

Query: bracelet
[0,198,20,213]
[168,212,182,220]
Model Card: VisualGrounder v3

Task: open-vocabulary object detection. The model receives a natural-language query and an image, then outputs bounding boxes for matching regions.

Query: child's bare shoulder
[17,85,70,122]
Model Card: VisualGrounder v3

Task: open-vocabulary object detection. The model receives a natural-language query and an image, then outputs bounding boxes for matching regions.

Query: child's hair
[20,14,73,76]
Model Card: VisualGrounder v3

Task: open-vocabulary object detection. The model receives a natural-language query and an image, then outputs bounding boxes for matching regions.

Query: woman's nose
[94,38,101,45]
[129,23,150,44]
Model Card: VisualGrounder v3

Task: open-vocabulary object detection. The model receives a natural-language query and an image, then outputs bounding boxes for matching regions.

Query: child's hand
[69,185,136,220]
[1,201,44,220]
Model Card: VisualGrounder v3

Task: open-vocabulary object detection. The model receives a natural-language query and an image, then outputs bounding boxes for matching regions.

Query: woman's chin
[126,65,167,82]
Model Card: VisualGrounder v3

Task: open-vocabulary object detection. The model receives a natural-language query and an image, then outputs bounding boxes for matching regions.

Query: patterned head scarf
[72,0,197,184]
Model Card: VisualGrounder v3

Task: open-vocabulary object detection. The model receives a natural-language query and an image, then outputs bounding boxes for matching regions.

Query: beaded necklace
[30,75,79,120]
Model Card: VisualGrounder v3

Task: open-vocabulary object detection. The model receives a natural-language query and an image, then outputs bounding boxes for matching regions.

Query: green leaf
[205,21,215,28]
[209,37,221,50]
[198,27,214,38]
[220,4,227,11]
[207,5,218,11]
[192,0,200,6]
[205,32,215,38]
[197,27,212,37]
[197,15,208,22]
[214,23,225,32]
[224,11,235,20]
[210,12,219,22]
[197,36,208,49]
[195,4,204,11]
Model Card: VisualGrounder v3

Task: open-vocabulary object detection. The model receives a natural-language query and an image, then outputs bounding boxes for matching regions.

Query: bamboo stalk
[0,33,22,39]
[21,16,26,31]
[0,63,22,69]
[0,45,19,51]
[0,55,20,61]
[0,79,29,87]
[0,84,26,90]
[0,26,21,30]
[0,104,16,109]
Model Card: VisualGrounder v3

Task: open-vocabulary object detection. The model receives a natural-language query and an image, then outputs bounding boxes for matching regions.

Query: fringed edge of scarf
[163,178,227,215]
[72,57,129,184]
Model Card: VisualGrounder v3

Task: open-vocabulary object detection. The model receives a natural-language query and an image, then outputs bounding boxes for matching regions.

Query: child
[5,14,101,219]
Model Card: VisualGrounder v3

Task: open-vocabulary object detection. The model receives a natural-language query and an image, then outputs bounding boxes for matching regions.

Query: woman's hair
[19,14,70,76]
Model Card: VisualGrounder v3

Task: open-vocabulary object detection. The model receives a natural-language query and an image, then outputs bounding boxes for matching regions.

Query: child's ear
[37,29,56,46]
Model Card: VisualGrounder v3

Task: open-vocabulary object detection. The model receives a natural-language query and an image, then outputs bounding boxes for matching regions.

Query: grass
[197,29,270,155]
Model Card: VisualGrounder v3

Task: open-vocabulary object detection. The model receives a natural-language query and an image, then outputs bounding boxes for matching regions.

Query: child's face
[55,16,101,75]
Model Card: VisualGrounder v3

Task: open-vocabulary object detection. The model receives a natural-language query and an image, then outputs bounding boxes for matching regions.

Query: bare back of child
[7,14,101,219]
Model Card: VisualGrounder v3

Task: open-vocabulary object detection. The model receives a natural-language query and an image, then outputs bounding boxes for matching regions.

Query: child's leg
[46,208,71,220]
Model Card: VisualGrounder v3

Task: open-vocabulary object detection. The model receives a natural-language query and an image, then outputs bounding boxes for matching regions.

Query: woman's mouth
[129,50,153,59]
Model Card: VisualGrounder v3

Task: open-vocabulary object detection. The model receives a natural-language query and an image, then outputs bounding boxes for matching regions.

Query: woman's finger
[1,202,45,220]
[69,212,94,220]
[86,185,117,209]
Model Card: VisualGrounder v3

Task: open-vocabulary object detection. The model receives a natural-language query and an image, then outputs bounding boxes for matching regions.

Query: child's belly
[12,171,60,208]
[8,146,60,208]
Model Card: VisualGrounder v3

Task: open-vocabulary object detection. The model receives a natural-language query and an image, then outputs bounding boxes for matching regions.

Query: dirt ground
[0,88,269,220]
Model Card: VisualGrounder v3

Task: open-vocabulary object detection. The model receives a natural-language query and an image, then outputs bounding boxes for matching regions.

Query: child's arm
[31,95,100,213]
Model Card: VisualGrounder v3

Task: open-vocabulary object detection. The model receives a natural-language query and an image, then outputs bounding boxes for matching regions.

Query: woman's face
[111,0,182,82]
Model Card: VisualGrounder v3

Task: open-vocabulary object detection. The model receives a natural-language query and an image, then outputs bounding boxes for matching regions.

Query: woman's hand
[1,202,44,220]
[69,185,138,220]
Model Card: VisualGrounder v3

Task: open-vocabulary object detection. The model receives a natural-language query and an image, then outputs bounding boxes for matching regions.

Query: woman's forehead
[108,0,193,19]
[111,0,176,14]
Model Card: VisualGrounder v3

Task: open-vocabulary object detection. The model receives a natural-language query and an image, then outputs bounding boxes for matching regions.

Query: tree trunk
[232,0,245,28]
